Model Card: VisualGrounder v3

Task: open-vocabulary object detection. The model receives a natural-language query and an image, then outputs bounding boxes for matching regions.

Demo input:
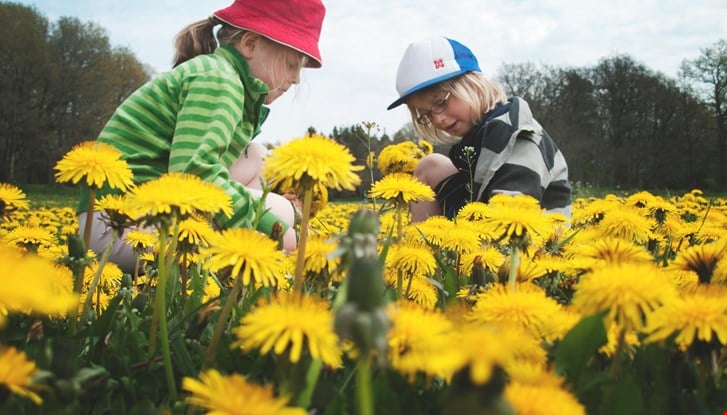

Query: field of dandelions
[1,134,726,415]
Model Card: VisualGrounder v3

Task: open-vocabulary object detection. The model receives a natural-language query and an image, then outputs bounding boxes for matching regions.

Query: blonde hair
[408,72,508,144]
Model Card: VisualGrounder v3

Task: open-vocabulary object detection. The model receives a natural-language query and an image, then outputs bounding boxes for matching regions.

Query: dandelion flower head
[200,228,286,288]
[54,141,133,191]
[232,293,342,367]
[264,134,363,192]
[183,369,305,415]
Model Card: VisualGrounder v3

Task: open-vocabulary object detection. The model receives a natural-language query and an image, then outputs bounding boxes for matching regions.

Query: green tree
[0,3,50,182]
[681,39,727,187]
[0,3,151,183]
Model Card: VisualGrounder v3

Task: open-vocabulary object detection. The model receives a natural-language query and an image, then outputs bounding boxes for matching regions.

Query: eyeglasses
[416,92,451,126]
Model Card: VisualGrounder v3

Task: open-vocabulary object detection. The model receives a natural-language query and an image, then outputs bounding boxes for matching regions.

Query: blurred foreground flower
[0,244,78,323]
[572,262,678,332]
[183,369,305,415]
[0,346,42,405]
[645,284,727,347]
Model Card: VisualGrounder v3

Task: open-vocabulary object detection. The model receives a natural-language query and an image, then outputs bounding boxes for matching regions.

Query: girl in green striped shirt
[79,0,326,272]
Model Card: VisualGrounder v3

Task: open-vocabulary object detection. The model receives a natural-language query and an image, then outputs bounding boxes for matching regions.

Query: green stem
[81,231,116,319]
[296,358,323,408]
[600,327,625,415]
[356,358,374,415]
[507,244,520,291]
[202,275,242,370]
[396,269,403,299]
[293,187,314,294]
[404,273,414,299]
[153,228,177,401]
[82,188,96,250]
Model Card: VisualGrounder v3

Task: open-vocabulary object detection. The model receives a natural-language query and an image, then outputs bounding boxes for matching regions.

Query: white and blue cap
[387,36,481,110]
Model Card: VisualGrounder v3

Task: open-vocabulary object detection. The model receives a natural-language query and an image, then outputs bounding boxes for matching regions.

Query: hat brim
[386,69,470,110]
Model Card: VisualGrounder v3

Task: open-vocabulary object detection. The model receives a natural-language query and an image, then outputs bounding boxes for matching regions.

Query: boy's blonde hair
[408,72,508,144]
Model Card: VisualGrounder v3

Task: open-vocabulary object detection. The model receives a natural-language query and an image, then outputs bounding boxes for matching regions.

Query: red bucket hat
[214,0,326,68]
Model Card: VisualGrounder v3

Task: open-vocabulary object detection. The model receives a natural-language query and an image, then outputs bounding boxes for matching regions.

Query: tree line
[0,3,152,184]
[2,2,726,195]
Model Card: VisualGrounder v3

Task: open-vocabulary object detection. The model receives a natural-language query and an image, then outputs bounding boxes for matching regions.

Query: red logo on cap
[433,58,445,69]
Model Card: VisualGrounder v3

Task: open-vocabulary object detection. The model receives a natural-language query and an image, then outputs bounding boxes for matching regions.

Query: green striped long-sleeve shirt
[79,45,283,234]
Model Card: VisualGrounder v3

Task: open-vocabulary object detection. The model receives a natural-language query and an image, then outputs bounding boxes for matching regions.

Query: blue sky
[14,0,727,144]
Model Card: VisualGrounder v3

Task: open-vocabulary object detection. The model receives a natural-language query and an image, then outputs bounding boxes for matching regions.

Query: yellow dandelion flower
[124,229,158,253]
[439,220,482,254]
[645,284,727,347]
[200,228,286,288]
[574,237,653,265]
[572,262,678,331]
[54,141,133,191]
[599,321,641,357]
[0,346,42,405]
[264,134,363,192]
[376,144,411,175]
[713,256,727,285]
[385,242,437,277]
[468,283,564,340]
[507,255,549,283]
[664,268,699,292]
[387,301,460,381]
[626,190,657,208]
[0,183,30,214]
[480,195,552,250]
[456,201,490,222]
[408,216,454,247]
[3,226,56,251]
[669,240,727,284]
[296,236,340,277]
[369,173,435,205]
[177,217,215,247]
[232,293,342,367]
[384,269,438,309]
[594,205,655,243]
[460,247,505,276]
[183,369,305,415]
[84,261,123,292]
[571,197,621,226]
[125,172,233,222]
[450,323,514,384]
[505,380,585,415]
[0,245,78,319]
[94,194,135,231]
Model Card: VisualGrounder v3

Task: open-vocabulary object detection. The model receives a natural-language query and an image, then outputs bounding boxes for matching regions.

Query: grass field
[19,182,726,209]
[20,184,79,208]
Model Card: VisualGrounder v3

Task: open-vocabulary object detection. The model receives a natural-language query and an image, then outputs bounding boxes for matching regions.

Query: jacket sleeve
[168,71,284,234]
[479,137,547,202]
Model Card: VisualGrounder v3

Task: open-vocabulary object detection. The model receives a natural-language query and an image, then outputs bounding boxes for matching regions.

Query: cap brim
[386,69,470,110]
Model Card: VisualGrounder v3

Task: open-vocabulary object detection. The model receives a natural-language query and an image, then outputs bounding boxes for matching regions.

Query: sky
[13,0,727,144]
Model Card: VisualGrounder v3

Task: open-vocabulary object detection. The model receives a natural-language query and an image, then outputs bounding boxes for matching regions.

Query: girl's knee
[266,192,296,227]
[230,142,269,189]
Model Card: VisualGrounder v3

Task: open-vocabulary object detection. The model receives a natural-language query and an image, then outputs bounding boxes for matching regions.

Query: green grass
[21,184,79,209]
